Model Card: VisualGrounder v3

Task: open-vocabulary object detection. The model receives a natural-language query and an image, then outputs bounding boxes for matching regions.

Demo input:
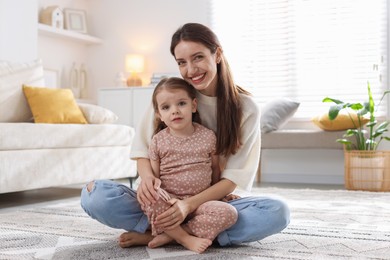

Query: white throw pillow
[0,59,45,122]
[261,98,300,133]
[78,103,119,124]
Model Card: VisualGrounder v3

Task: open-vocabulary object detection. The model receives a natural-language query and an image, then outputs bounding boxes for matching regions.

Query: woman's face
[174,40,220,97]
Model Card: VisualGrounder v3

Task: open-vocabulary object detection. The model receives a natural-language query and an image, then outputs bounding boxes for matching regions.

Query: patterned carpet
[1,187,390,260]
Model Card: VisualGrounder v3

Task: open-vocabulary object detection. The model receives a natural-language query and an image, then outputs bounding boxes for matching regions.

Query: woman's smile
[191,73,206,84]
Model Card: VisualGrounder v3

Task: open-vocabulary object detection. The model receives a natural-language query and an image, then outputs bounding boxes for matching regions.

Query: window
[210,0,388,120]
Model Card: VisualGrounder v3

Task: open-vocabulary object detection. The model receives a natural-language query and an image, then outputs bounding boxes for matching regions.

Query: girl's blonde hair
[170,23,251,156]
[152,77,201,136]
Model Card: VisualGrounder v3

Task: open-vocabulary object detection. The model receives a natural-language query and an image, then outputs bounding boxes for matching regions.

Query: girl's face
[174,41,220,97]
[156,88,197,136]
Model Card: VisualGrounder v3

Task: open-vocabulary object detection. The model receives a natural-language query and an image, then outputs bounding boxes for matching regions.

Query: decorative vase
[69,62,80,98]
[79,63,88,98]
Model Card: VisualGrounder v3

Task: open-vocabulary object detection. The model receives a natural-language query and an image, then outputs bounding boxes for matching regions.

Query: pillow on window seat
[312,110,369,131]
[261,98,300,133]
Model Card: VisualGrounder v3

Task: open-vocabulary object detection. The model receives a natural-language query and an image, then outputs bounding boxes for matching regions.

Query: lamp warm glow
[125,54,144,87]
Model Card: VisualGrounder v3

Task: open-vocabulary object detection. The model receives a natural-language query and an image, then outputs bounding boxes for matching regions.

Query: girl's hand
[222,193,241,202]
[154,198,190,230]
[137,176,161,207]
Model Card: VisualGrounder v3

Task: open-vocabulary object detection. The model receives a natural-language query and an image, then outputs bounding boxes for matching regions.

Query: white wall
[34,0,210,101]
[0,0,37,62]
[86,0,210,101]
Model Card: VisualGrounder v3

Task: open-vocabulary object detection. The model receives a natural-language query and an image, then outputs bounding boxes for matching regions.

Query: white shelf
[38,23,102,45]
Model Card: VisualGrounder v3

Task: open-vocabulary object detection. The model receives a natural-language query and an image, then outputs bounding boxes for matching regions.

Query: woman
[81,23,290,248]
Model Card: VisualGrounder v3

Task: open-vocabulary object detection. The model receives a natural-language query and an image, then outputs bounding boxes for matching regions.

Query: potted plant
[323,82,390,191]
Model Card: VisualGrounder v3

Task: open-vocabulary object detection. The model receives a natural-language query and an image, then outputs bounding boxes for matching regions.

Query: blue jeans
[80,179,290,246]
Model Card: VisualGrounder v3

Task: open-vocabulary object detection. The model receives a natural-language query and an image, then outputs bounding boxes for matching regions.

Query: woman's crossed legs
[80,180,290,248]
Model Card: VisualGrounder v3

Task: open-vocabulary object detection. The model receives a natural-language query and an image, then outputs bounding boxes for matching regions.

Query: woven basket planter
[344,150,390,191]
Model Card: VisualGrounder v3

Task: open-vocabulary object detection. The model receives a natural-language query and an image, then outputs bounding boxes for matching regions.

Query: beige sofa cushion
[0,59,44,122]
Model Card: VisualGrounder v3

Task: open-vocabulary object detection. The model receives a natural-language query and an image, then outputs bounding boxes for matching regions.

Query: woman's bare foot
[118,231,153,248]
[148,233,174,248]
[177,236,212,253]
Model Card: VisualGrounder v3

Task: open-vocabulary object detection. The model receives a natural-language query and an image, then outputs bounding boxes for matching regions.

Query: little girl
[141,77,238,253]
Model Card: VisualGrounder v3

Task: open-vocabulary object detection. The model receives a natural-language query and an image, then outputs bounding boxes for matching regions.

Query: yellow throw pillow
[312,111,369,131]
[23,85,88,124]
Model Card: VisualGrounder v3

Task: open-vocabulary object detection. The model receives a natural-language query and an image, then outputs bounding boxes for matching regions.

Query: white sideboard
[98,86,155,128]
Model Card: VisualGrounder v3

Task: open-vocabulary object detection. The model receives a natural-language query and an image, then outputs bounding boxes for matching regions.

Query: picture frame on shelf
[64,8,87,34]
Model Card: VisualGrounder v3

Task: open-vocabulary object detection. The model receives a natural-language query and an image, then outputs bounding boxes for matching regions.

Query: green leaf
[372,129,388,138]
[345,129,360,136]
[328,105,344,120]
[322,97,343,104]
[376,121,390,130]
[336,139,351,144]
[376,89,390,110]
[365,139,377,150]
[367,82,375,115]
[349,103,364,110]
[366,120,377,127]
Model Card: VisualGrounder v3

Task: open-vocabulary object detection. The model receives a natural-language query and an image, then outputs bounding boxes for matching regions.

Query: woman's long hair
[152,77,201,136]
[170,23,250,156]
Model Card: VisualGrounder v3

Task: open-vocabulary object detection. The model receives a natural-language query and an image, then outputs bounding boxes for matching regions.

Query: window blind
[210,0,388,119]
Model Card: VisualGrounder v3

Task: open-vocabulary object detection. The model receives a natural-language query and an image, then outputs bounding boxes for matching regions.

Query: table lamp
[126,54,144,87]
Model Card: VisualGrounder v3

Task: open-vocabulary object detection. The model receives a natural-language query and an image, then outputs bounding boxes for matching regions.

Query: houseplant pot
[324,83,390,191]
[344,150,390,191]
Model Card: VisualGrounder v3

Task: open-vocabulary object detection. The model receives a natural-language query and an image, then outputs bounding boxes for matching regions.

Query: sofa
[0,59,137,194]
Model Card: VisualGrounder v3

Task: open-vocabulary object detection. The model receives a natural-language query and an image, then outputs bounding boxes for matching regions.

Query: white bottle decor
[69,62,80,98]
[115,72,126,87]
[79,63,88,98]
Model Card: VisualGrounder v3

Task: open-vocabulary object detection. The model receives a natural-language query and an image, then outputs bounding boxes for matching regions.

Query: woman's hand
[154,198,190,230]
[222,193,241,202]
[137,175,161,207]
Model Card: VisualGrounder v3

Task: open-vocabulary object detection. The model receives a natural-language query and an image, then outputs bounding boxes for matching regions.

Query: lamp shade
[125,54,144,73]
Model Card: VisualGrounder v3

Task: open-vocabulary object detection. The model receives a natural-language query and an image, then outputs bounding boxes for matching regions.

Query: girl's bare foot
[148,233,174,248]
[177,236,212,253]
[118,231,153,248]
